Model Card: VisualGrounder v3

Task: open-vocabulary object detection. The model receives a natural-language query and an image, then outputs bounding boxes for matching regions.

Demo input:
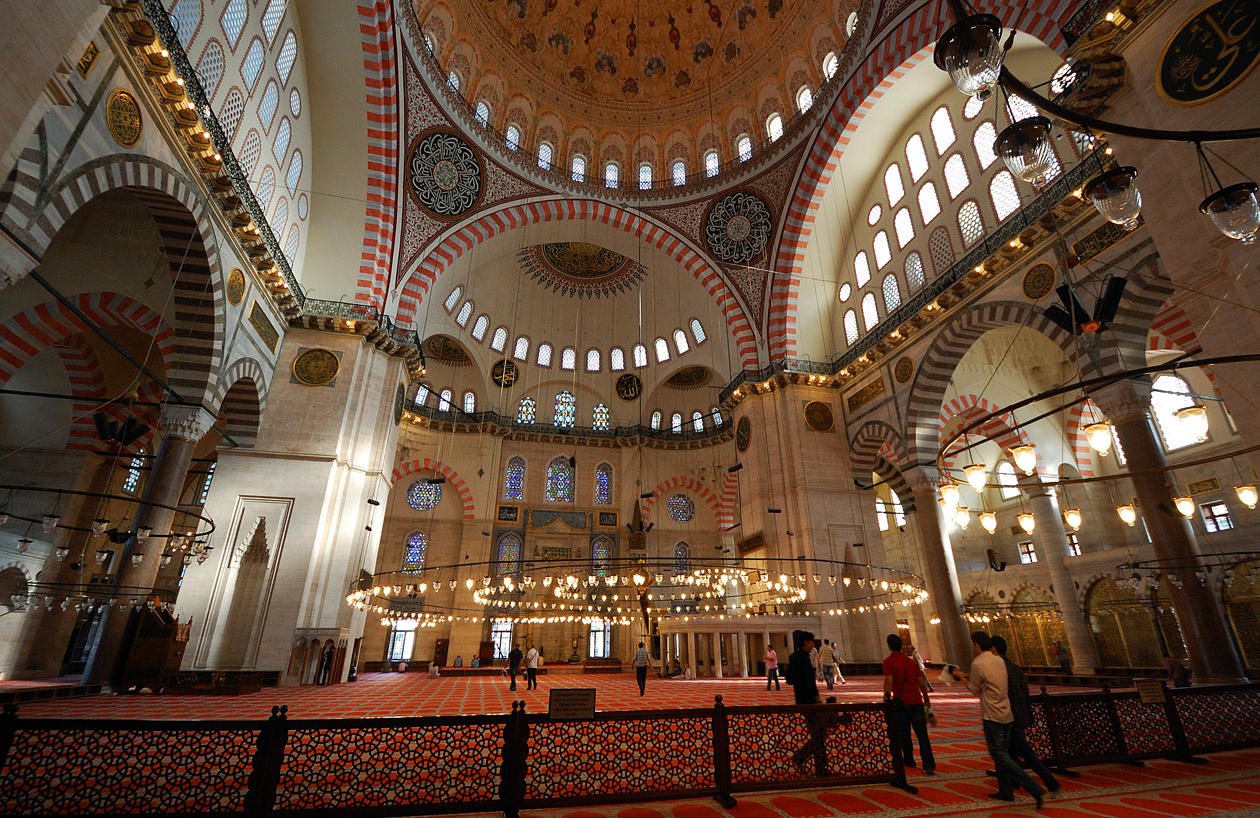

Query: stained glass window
[595,463,613,503]
[123,448,145,494]
[553,391,576,428]
[403,531,427,571]
[516,397,536,424]
[198,461,217,504]
[905,135,929,182]
[675,542,691,572]
[609,347,625,370]
[668,494,695,523]
[592,403,610,431]
[692,411,704,432]
[407,480,441,510]
[536,343,552,367]
[671,413,683,433]
[546,456,574,502]
[504,456,526,499]
[592,536,611,575]
[737,135,752,162]
[690,319,706,344]
[704,149,719,177]
[497,534,521,575]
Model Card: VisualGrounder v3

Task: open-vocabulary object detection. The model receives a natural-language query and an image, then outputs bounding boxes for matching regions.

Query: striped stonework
[1095,267,1175,377]
[849,420,915,509]
[51,334,107,452]
[1064,399,1104,478]
[641,475,730,528]
[211,357,270,447]
[354,1,401,310]
[719,471,740,530]
[395,198,760,369]
[391,458,476,520]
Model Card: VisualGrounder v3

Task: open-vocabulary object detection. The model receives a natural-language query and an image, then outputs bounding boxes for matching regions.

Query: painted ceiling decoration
[665,365,711,389]
[704,189,773,264]
[423,334,473,364]
[407,128,484,219]
[517,241,647,298]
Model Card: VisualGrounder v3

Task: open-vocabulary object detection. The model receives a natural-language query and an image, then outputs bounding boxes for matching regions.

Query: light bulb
[55,545,69,559]
[954,506,970,529]
[42,514,61,534]
[979,511,998,534]
[1084,421,1113,455]
[1173,496,1196,518]
[1235,484,1258,509]
[1062,508,1082,530]
[95,549,110,564]
[131,553,144,567]
[939,482,961,509]
[1011,444,1038,475]
[1017,512,1036,534]
[1174,405,1208,442]
[964,463,988,491]
[1116,504,1138,526]
[91,518,109,535]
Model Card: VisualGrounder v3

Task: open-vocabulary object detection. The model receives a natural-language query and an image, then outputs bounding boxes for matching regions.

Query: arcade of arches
[0,0,1258,702]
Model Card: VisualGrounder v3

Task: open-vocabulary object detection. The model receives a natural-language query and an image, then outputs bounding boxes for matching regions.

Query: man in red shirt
[882,633,935,774]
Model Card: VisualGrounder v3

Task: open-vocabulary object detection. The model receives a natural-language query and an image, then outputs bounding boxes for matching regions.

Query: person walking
[525,644,540,690]
[809,640,821,683]
[819,639,837,690]
[952,632,1045,808]
[883,633,935,775]
[765,644,781,690]
[831,640,848,685]
[507,643,523,692]
[787,631,828,776]
[992,636,1059,796]
[908,642,930,691]
[633,641,650,696]
[1051,640,1071,674]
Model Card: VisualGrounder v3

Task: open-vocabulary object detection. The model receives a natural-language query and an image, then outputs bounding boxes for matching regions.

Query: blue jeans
[982,720,1043,798]
[822,665,835,689]
[767,668,780,689]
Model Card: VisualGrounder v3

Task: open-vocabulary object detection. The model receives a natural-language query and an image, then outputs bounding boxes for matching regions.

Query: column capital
[1089,380,1152,424]
[159,406,216,442]
[902,466,943,495]
[1016,472,1054,499]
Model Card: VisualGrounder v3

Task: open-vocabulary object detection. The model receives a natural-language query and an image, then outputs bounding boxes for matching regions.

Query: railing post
[711,695,736,808]
[0,704,16,770]
[244,704,289,817]
[500,701,529,818]
[1038,687,1073,774]
[1101,685,1138,765]
[885,700,917,794]
[1162,684,1205,764]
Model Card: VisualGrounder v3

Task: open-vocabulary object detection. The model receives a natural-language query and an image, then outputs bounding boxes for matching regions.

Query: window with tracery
[536,343,552,367]
[711,407,723,425]
[692,411,704,432]
[546,456,574,502]
[594,462,613,503]
[571,154,586,181]
[471,315,488,340]
[276,31,297,84]
[561,347,576,370]
[873,231,892,269]
[930,106,955,154]
[592,536,612,575]
[490,327,507,351]
[672,160,686,186]
[222,0,249,48]
[446,71,461,92]
[516,397,536,424]
[172,0,200,46]
[651,410,662,430]
[241,38,265,90]
[973,122,998,169]
[537,142,552,169]
[475,101,490,125]
[408,480,441,510]
[944,154,969,199]
[884,164,904,205]
[862,292,879,330]
[438,389,453,410]
[605,162,619,188]
[671,413,683,433]
[444,286,463,311]
[737,135,753,162]
[675,542,691,572]
[690,319,706,344]
[505,124,521,150]
[592,403,610,430]
[497,533,521,574]
[463,391,476,413]
[958,200,985,247]
[905,135,929,181]
[403,531,427,571]
[220,88,244,138]
[197,41,225,98]
[929,226,954,273]
[882,275,901,312]
[964,94,984,119]
[843,310,859,345]
[894,208,914,247]
[906,252,925,292]
[553,391,576,428]
[639,163,653,190]
[455,301,473,326]
[609,347,625,370]
[504,456,526,499]
[704,150,720,177]
[668,494,695,522]
[674,329,689,354]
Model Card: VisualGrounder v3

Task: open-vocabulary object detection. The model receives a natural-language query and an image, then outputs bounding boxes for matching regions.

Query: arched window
[463,391,476,413]
[672,159,686,186]
[654,338,670,362]
[868,204,883,225]
[571,154,586,181]
[261,0,285,43]
[283,226,299,263]
[638,162,653,190]
[285,151,303,195]
[876,498,889,531]
[889,489,907,526]
[675,542,691,572]
[438,389,453,410]
[592,536,612,575]
[446,70,461,92]
[241,130,262,174]
[944,154,969,199]
[854,251,871,286]
[256,166,276,208]
[505,124,521,150]
[918,180,942,225]
[504,457,526,499]
[690,319,706,344]
[586,348,601,372]
[873,231,892,269]
[241,38,265,90]
[546,456,574,502]
[843,310,859,345]
[990,171,1021,220]
[905,135,929,181]
[711,407,723,425]
[538,142,553,169]
[882,274,901,312]
[766,113,784,142]
[513,336,529,360]
[553,391,576,427]
[796,87,813,113]
[1003,95,1039,124]
[997,462,1019,499]
[1151,374,1203,450]
[276,31,297,84]
[861,292,879,330]
[884,164,904,205]
[560,347,576,370]
[594,462,613,503]
[736,135,753,162]
[197,41,225,98]
[964,94,984,119]
[609,347,625,370]
[633,344,648,368]
[257,81,278,128]
[894,208,914,247]
[592,403,611,431]
[490,326,508,351]
[408,479,441,510]
[496,533,521,575]
[929,226,954,273]
[414,384,429,406]
[692,411,704,432]
[219,88,245,139]
[930,106,955,154]
[973,122,998,169]
[172,0,200,46]
[906,252,925,292]
[471,315,489,340]
[444,286,463,311]
[272,118,291,161]
[674,329,689,354]
[403,531,427,571]
[650,410,662,430]
[671,413,683,433]
[474,101,491,125]
[704,149,720,177]
[455,301,473,326]
[845,9,859,34]
[604,162,619,188]
[516,397,536,424]
[958,200,985,247]
[822,51,838,80]
[536,343,552,367]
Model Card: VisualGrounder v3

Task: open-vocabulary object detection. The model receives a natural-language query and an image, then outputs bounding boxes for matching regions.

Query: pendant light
[1172,495,1196,518]
[1200,182,1260,244]
[1084,420,1113,455]
[1062,507,1083,530]
[1236,484,1258,509]
[1116,503,1138,526]
[1085,167,1142,230]
[954,506,971,529]
[995,116,1056,185]
[1010,443,1038,475]
[1017,512,1036,534]
[964,463,988,491]
[1173,404,1209,442]
[979,511,998,534]
[933,14,1004,99]
[939,481,961,509]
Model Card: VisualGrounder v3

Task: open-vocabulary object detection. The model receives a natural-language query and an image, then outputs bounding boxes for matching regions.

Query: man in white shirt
[633,642,650,696]
[525,645,540,690]
[819,639,836,689]
[952,631,1044,808]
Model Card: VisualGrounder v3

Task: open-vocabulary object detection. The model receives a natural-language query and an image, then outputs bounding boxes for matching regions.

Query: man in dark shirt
[787,631,827,775]
[992,636,1059,797]
[507,643,523,692]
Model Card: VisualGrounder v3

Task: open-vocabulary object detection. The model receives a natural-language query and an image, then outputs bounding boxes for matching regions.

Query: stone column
[906,468,973,666]
[1095,382,1246,682]
[711,631,723,679]
[1020,475,1099,673]
[83,406,213,686]
[738,631,749,677]
[686,631,697,678]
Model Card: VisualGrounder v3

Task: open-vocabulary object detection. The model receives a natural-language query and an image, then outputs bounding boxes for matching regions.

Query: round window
[407,480,441,510]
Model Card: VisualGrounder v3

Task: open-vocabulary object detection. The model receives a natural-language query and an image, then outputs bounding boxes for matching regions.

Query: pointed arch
[639,475,728,527]
[211,357,271,447]
[391,457,475,519]
[848,421,915,510]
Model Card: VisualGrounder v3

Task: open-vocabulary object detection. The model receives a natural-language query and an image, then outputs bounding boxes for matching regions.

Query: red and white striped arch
[1064,398,1104,478]
[354,1,401,310]
[393,198,760,369]
[938,394,1034,470]
[641,475,731,528]
[391,457,476,520]
[51,334,107,452]
[767,0,1079,358]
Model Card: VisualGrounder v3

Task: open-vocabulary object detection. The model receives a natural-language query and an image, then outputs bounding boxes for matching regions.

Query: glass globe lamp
[1085,167,1142,230]
[1116,503,1138,526]
[1236,484,1258,509]
[1017,512,1036,534]
[995,117,1056,185]
[933,14,1005,99]
[979,511,998,534]
[1199,182,1259,244]
[1011,443,1038,475]
[1174,404,1209,442]
[964,463,988,491]
[1084,421,1113,455]
[1062,507,1082,530]
[1173,496,1196,518]
[939,481,961,509]
[954,506,971,529]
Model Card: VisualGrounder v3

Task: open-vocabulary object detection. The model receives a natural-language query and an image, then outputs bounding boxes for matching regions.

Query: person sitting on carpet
[452,655,463,667]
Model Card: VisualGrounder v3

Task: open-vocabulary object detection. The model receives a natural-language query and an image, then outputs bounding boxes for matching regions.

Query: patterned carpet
[13,673,1260,816]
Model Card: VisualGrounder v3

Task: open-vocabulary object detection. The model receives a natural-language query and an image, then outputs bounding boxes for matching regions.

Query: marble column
[738,631,749,677]
[83,406,213,686]
[712,631,723,679]
[1020,475,1100,673]
[1095,382,1246,682]
[686,631,697,678]
[906,467,973,666]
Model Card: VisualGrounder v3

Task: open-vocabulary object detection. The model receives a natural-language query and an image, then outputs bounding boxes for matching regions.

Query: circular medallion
[518,242,646,298]
[894,356,914,384]
[226,268,246,305]
[615,373,642,401]
[407,128,483,219]
[803,401,834,432]
[704,190,772,265]
[394,383,405,425]
[292,348,340,386]
[1157,0,1260,106]
[736,416,752,452]
[423,334,471,365]
[491,359,519,388]
[1022,263,1057,301]
[106,89,143,148]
